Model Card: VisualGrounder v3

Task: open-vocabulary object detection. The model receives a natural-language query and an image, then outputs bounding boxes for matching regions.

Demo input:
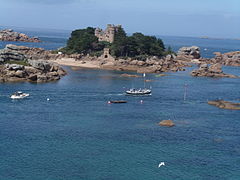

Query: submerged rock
[159,120,175,127]
[208,100,240,110]
[120,73,140,78]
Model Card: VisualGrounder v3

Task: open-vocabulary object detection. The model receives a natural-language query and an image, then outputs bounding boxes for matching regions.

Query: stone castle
[95,24,121,43]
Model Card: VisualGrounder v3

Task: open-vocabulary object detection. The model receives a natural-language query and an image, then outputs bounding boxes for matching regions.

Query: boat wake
[104,93,124,96]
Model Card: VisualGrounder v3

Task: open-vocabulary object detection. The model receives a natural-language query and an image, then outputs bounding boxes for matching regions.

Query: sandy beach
[54,58,101,69]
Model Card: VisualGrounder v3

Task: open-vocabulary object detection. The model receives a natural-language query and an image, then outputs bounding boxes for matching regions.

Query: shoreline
[53,58,143,72]
[53,58,101,69]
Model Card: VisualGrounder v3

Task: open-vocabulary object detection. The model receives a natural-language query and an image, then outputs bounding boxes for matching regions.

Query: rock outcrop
[208,100,240,110]
[191,63,238,78]
[0,29,40,42]
[0,44,71,63]
[0,62,66,83]
[159,120,175,127]
[0,44,66,83]
[111,54,188,74]
[211,51,240,66]
[177,46,201,60]
[0,44,40,62]
[0,47,26,63]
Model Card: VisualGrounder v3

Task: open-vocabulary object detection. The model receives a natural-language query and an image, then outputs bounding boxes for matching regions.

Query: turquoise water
[0,29,240,179]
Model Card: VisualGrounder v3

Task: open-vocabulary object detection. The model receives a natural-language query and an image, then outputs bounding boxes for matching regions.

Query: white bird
[158,162,165,168]
[47,98,50,101]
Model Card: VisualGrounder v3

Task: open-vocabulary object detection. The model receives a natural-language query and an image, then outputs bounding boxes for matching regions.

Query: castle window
[105,55,108,58]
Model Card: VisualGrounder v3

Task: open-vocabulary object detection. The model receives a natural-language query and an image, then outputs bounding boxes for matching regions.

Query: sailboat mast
[143,73,146,88]
[184,84,187,101]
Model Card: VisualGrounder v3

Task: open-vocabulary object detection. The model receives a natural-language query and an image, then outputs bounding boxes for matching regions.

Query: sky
[0,0,240,38]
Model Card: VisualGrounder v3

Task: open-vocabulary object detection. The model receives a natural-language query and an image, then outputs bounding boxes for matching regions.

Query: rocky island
[0,29,40,42]
[53,25,238,78]
[53,25,190,73]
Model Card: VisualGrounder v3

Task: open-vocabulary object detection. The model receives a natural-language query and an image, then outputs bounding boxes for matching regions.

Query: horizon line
[1,24,239,40]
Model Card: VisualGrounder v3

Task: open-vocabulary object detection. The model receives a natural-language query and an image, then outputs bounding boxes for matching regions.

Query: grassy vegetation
[4,60,29,66]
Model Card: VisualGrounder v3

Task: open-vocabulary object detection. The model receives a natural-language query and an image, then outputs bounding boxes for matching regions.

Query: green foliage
[64,26,170,58]
[164,46,176,56]
[111,27,128,57]
[65,27,99,54]
[111,29,166,58]
[4,60,29,66]
[89,50,103,57]
[50,50,59,54]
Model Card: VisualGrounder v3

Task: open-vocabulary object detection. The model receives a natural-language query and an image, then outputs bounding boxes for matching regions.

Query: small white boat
[10,91,29,99]
[126,88,151,95]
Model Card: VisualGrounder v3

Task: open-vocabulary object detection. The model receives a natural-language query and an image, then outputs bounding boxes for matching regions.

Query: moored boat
[108,100,127,104]
[125,73,152,96]
[126,88,151,95]
[10,91,29,99]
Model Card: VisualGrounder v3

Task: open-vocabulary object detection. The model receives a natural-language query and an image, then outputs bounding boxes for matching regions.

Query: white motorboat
[10,91,29,99]
[126,88,151,95]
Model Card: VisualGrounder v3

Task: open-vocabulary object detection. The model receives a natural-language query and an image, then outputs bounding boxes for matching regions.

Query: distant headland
[200,36,240,41]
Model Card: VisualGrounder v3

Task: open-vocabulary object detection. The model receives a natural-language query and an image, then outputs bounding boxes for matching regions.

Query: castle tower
[103,48,110,58]
[99,48,115,61]
[94,24,121,43]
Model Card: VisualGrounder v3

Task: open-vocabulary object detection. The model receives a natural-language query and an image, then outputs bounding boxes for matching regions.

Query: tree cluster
[111,28,166,58]
[64,26,172,59]
[64,27,105,55]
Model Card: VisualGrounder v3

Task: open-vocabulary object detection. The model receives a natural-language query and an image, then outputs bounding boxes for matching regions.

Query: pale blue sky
[0,0,239,38]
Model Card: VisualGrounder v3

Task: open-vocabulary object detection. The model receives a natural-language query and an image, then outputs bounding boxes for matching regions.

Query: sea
[0,28,240,180]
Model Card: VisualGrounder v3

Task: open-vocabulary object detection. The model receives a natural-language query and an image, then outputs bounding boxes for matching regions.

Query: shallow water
[0,66,240,180]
